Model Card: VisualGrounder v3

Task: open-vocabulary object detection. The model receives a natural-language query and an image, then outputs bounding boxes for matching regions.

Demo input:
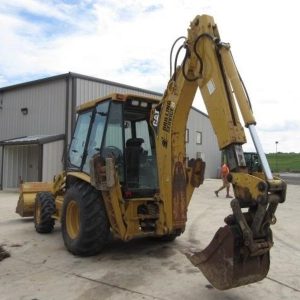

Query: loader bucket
[186,225,270,290]
[16,182,53,217]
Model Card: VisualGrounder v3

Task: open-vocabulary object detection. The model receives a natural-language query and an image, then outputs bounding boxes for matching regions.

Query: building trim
[191,106,209,118]
[0,72,162,96]
[64,75,70,169]
[38,144,43,182]
[71,76,77,133]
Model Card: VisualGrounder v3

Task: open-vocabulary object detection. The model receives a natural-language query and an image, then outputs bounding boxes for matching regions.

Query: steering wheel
[101,146,123,164]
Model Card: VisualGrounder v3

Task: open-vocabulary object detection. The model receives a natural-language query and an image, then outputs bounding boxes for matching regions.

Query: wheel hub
[66,200,80,239]
[35,201,41,224]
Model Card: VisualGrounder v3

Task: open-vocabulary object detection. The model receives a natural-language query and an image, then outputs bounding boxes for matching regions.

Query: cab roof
[77,93,160,112]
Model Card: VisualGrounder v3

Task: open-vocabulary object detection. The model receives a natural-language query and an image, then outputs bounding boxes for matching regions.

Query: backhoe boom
[152,14,286,289]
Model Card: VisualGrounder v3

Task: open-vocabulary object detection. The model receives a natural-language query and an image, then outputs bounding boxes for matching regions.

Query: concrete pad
[0,179,299,299]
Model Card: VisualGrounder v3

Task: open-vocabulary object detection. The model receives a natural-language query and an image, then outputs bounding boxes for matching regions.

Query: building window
[196,131,202,145]
[185,129,189,143]
[196,152,203,159]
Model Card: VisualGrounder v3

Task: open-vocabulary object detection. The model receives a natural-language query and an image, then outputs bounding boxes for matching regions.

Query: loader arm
[152,15,286,289]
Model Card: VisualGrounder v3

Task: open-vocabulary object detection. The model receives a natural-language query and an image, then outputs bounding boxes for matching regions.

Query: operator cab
[67,94,159,198]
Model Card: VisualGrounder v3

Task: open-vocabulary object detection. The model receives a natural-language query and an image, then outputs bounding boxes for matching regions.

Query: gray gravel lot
[0,179,299,300]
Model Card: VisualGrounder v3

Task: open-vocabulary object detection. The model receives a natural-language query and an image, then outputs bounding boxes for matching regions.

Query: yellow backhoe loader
[16,15,286,290]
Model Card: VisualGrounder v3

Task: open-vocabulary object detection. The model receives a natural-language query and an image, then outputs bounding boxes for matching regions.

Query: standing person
[215,163,233,198]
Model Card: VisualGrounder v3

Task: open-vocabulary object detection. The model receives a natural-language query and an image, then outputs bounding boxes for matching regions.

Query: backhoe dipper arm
[152,15,286,290]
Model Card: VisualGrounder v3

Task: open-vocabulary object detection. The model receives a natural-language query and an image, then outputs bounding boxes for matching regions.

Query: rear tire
[34,192,55,233]
[61,181,110,256]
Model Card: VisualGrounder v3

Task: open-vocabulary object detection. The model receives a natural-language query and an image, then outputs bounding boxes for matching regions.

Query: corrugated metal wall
[42,140,64,182]
[75,78,161,106]
[186,108,221,178]
[3,145,39,189]
[0,146,2,188]
[0,79,66,141]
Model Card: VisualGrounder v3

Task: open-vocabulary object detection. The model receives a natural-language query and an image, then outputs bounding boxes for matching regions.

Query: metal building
[186,108,221,179]
[0,72,220,189]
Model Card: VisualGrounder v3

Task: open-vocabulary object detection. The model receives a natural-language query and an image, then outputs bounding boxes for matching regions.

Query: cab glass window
[69,110,92,168]
[102,102,124,181]
[82,101,109,173]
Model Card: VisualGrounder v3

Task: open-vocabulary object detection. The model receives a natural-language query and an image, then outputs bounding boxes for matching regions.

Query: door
[3,145,39,189]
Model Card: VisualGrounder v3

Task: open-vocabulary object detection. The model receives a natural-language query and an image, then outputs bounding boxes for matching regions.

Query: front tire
[34,192,55,233]
[156,229,182,242]
[61,181,110,256]
[158,233,180,242]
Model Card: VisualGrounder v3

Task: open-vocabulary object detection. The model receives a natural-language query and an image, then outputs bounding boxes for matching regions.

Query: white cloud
[0,0,299,153]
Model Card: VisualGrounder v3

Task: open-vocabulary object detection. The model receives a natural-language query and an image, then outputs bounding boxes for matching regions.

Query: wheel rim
[66,200,80,239]
[35,201,41,224]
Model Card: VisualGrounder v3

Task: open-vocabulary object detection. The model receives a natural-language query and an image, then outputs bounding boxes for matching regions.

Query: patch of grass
[266,153,300,173]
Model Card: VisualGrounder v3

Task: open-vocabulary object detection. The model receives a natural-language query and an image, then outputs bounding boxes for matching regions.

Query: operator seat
[125,138,144,188]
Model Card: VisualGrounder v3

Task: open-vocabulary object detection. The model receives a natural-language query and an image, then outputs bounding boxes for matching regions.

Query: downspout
[38,144,43,181]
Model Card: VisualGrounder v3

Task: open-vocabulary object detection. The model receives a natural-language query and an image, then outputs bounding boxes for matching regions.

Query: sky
[0,0,299,153]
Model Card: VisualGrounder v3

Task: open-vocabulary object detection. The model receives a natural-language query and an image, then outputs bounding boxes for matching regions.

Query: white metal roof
[0,134,65,146]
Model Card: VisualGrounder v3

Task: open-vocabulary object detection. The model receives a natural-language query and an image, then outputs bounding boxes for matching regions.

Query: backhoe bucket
[187,225,270,290]
[16,182,53,217]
